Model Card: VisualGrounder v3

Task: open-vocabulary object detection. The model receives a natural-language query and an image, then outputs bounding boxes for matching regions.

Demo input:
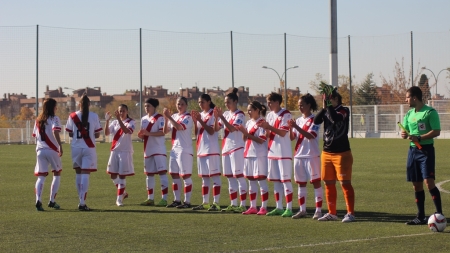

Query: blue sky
[1,0,450,98]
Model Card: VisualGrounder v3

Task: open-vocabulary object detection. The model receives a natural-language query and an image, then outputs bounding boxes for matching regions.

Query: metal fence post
[348,35,353,138]
[411,31,414,86]
[139,28,143,120]
[36,25,39,117]
[231,31,234,88]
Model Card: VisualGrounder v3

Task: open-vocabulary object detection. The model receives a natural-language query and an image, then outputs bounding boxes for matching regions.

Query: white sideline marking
[235,233,432,252]
[436,180,450,194]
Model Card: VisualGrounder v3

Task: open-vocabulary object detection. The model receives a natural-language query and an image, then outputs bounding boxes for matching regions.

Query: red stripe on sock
[250,192,257,201]
[230,191,238,200]
[213,186,221,196]
[147,189,153,195]
[172,183,178,191]
[202,186,209,195]
[316,200,322,208]
[285,193,293,203]
[118,188,125,196]
[184,185,192,194]
[275,192,280,202]
[240,193,247,201]
[162,187,168,195]
[261,192,268,201]
[299,196,305,205]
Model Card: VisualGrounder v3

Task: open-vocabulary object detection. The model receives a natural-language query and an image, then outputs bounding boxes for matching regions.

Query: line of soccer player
[33,88,357,222]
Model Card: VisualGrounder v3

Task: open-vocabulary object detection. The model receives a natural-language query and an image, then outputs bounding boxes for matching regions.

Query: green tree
[355,73,378,105]
[418,74,432,102]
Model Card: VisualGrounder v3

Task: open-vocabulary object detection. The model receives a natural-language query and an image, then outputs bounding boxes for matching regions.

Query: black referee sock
[429,187,443,214]
[415,190,425,219]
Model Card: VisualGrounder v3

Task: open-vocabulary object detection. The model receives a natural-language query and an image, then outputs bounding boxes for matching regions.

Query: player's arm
[53,130,63,157]
[216,108,238,133]
[260,122,288,137]
[326,106,345,123]
[313,109,326,125]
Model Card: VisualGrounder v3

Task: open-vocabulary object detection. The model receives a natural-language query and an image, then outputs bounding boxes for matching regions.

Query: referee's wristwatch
[416,135,421,142]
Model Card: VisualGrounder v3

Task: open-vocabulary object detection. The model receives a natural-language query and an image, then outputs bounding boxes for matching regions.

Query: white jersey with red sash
[266,109,292,159]
[219,110,245,155]
[292,114,320,158]
[65,111,102,148]
[196,109,219,157]
[141,113,165,158]
[33,116,62,152]
[109,118,135,152]
[169,112,193,155]
[243,117,267,158]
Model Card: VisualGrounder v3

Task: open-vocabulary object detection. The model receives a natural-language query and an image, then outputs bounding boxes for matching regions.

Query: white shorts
[294,157,321,184]
[222,149,244,177]
[244,156,268,180]
[197,155,221,177]
[35,149,62,176]
[144,155,167,175]
[71,147,97,172]
[107,150,135,176]
[169,150,193,177]
[268,158,292,182]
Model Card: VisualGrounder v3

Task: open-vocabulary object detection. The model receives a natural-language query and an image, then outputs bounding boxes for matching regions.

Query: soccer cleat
[192,204,210,210]
[281,209,293,217]
[176,202,191,209]
[242,207,258,215]
[140,199,155,206]
[405,217,427,225]
[234,206,247,213]
[36,201,44,211]
[266,208,285,216]
[156,199,168,207]
[317,213,338,221]
[221,205,238,212]
[342,213,355,223]
[257,207,268,215]
[47,201,60,209]
[292,210,307,219]
[116,199,124,207]
[78,204,91,211]
[208,203,221,211]
[312,211,322,220]
[166,201,182,208]
[123,192,129,199]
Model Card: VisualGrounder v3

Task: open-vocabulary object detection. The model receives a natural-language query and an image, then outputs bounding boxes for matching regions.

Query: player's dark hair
[80,94,90,128]
[145,98,159,108]
[249,100,267,117]
[266,92,283,104]
[177,96,188,105]
[119,104,130,119]
[200,94,215,109]
[226,88,239,102]
[330,89,342,105]
[37,98,57,134]
[407,86,423,101]
[300,93,318,111]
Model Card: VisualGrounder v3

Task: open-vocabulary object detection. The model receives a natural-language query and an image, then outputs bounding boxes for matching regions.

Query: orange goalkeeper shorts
[321,150,353,181]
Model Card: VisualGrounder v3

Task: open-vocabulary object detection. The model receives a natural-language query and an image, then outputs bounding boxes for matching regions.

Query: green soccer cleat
[36,201,44,211]
[208,203,221,211]
[156,199,168,207]
[266,208,284,216]
[140,199,155,206]
[234,206,247,213]
[221,205,238,212]
[47,201,60,209]
[281,209,293,217]
[192,204,210,210]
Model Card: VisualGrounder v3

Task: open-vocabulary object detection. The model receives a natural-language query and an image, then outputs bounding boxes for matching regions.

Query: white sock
[183,177,193,203]
[50,176,60,202]
[314,187,323,213]
[160,174,169,200]
[76,174,82,196]
[172,178,181,202]
[237,177,247,207]
[117,178,126,201]
[35,176,46,202]
[273,182,284,209]
[212,176,221,204]
[283,181,293,210]
[146,176,155,200]
[79,174,90,205]
[112,177,119,188]
[249,180,258,208]
[227,177,238,206]
[258,180,269,208]
[298,186,307,212]
[202,177,211,204]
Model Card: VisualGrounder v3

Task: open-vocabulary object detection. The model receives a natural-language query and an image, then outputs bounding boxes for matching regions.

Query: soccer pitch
[1,139,449,252]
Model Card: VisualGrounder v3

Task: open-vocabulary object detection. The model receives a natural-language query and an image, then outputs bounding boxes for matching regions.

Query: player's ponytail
[200,94,215,109]
[37,98,57,133]
[301,93,318,112]
[80,94,90,128]
[249,100,267,117]
[260,104,267,117]
[226,88,239,102]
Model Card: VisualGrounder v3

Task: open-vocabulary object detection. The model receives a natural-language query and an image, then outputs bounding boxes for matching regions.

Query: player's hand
[400,131,408,139]
[237,125,248,135]
[163,108,171,118]
[407,135,419,142]
[288,119,297,129]
[191,110,201,121]
[258,121,269,129]
[214,107,223,117]
[105,111,112,121]
[58,148,63,157]
[114,110,120,119]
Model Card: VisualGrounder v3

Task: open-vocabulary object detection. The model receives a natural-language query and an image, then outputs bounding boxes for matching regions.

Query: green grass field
[1,139,450,252]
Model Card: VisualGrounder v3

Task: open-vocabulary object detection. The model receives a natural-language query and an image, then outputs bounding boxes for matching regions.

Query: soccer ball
[427,213,447,232]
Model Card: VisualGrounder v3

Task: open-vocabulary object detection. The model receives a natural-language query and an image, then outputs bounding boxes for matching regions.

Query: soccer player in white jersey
[216,88,247,213]
[163,97,194,209]
[138,98,169,207]
[259,92,294,217]
[191,94,222,211]
[289,94,323,219]
[105,104,135,207]
[65,94,102,211]
[33,98,63,211]
[238,101,270,215]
